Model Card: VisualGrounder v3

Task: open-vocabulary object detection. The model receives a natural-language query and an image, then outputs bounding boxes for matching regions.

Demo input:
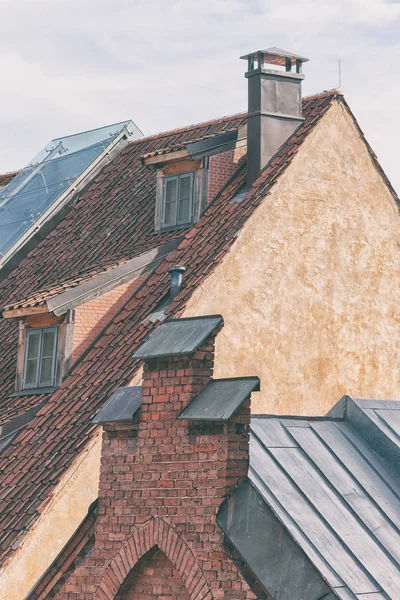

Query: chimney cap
[179,376,260,421]
[240,46,309,67]
[93,386,142,424]
[132,315,223,360]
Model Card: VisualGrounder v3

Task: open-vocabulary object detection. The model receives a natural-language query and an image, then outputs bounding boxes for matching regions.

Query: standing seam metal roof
[247,398,400,599]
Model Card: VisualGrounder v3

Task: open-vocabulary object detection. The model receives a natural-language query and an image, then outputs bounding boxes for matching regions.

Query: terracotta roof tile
[0,93,352,566]
[0,112,247,422]
[0,170,19,188]
[3,257,135,311]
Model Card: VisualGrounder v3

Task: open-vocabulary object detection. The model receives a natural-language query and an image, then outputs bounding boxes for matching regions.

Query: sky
[0,0,399,191]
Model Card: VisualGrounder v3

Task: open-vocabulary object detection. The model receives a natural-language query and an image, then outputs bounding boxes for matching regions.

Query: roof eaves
[338,96,400,211]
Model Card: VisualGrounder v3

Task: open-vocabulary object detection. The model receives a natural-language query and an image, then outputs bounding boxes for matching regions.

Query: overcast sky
[0,0,399,191]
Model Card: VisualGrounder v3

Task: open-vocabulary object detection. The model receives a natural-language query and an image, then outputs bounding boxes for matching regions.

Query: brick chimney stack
[55,315,259,600]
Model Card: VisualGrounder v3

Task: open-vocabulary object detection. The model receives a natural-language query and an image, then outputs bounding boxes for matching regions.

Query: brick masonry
[121,548,191,599]
[53,328,257,599]
[72,276,147,363]
[208,148,246,202]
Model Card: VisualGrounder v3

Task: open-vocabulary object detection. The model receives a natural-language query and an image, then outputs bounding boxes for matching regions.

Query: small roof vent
[168,265,186,299]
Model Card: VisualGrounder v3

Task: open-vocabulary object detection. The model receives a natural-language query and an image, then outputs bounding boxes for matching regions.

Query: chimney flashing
[247,110,304,122]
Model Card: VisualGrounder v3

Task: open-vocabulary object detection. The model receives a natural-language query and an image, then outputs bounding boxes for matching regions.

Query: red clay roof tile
[0,93,380,568]
[0,170,19,188]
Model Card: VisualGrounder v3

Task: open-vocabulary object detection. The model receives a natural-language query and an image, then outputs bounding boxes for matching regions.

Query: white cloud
[0,0,399,192]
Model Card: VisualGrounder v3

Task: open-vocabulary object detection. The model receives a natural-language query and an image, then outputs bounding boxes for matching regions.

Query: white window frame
[22,326,59,390]
[162,170,195,229]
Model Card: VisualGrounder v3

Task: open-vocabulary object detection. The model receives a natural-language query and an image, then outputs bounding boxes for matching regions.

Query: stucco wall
[0,431,102,600]
[184,100,400,415]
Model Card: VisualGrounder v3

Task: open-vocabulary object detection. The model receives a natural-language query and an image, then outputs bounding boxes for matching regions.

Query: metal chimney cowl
[241,47,309,187]
[168,265,186,299]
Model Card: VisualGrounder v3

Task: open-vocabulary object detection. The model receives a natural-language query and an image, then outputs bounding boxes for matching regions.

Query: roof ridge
[128,111,247,145]
[0,169,20,178]
[303,89,343,102]
[130,90,343,145]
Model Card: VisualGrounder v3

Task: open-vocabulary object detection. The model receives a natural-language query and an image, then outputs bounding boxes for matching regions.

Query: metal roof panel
[132,315,223,359]
[93,387,142,423]
[243,403,400,599]
[179,377,260,421]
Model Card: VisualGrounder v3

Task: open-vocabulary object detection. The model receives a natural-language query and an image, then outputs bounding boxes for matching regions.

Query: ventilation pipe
[168,265,186,299]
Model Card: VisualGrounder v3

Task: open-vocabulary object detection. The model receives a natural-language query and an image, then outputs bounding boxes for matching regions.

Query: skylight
[0,120,142,263]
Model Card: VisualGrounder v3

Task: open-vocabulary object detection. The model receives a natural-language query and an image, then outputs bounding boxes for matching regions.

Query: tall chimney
[241,47,309,186]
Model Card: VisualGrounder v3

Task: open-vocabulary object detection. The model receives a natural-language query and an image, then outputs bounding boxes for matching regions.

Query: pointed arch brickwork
[96,517,213,600]
[119,548,191,599]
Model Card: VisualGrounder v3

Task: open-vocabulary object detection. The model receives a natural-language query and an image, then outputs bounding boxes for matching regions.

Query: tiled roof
[0,170,18,188]
[0,92,352,566]
[2,257,133,311]
[0,111,248,421]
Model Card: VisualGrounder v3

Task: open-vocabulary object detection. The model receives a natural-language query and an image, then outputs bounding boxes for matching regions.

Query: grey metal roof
[327,396,400,476]
[179,377,260,421]
[219,396,400,600]
[132,315,223,359]
[217,481,334,600]
[92,387,142,423]
[218,396,400,600]
[187,127,247,159]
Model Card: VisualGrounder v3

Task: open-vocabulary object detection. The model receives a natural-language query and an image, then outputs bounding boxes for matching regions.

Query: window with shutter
[162,171,194,228]
[22,326,59,390]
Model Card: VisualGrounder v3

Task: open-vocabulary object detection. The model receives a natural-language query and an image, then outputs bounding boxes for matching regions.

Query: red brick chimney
[54,315,259,600]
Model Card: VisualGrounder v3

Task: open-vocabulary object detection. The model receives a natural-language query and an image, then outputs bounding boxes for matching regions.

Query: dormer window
[143,150,209,232]
[163,171,194,228]
[142,127,247,233]
[22,326,59,389]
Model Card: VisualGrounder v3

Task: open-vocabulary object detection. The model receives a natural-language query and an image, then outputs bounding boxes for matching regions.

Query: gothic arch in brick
[96,517,213,600]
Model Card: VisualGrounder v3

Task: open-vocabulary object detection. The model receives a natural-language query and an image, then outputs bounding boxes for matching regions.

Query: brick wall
[72,276,147,363]
[120,548,191,599]
[208,147,246,202]
[54,330,256,600]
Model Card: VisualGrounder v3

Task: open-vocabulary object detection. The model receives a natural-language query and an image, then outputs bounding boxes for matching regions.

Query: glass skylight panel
[28,120,141,166]
[0,120,142,260]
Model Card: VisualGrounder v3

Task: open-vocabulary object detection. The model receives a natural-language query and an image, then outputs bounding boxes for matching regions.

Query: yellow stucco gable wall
[184,99,400,415]
[0,431,102,600]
